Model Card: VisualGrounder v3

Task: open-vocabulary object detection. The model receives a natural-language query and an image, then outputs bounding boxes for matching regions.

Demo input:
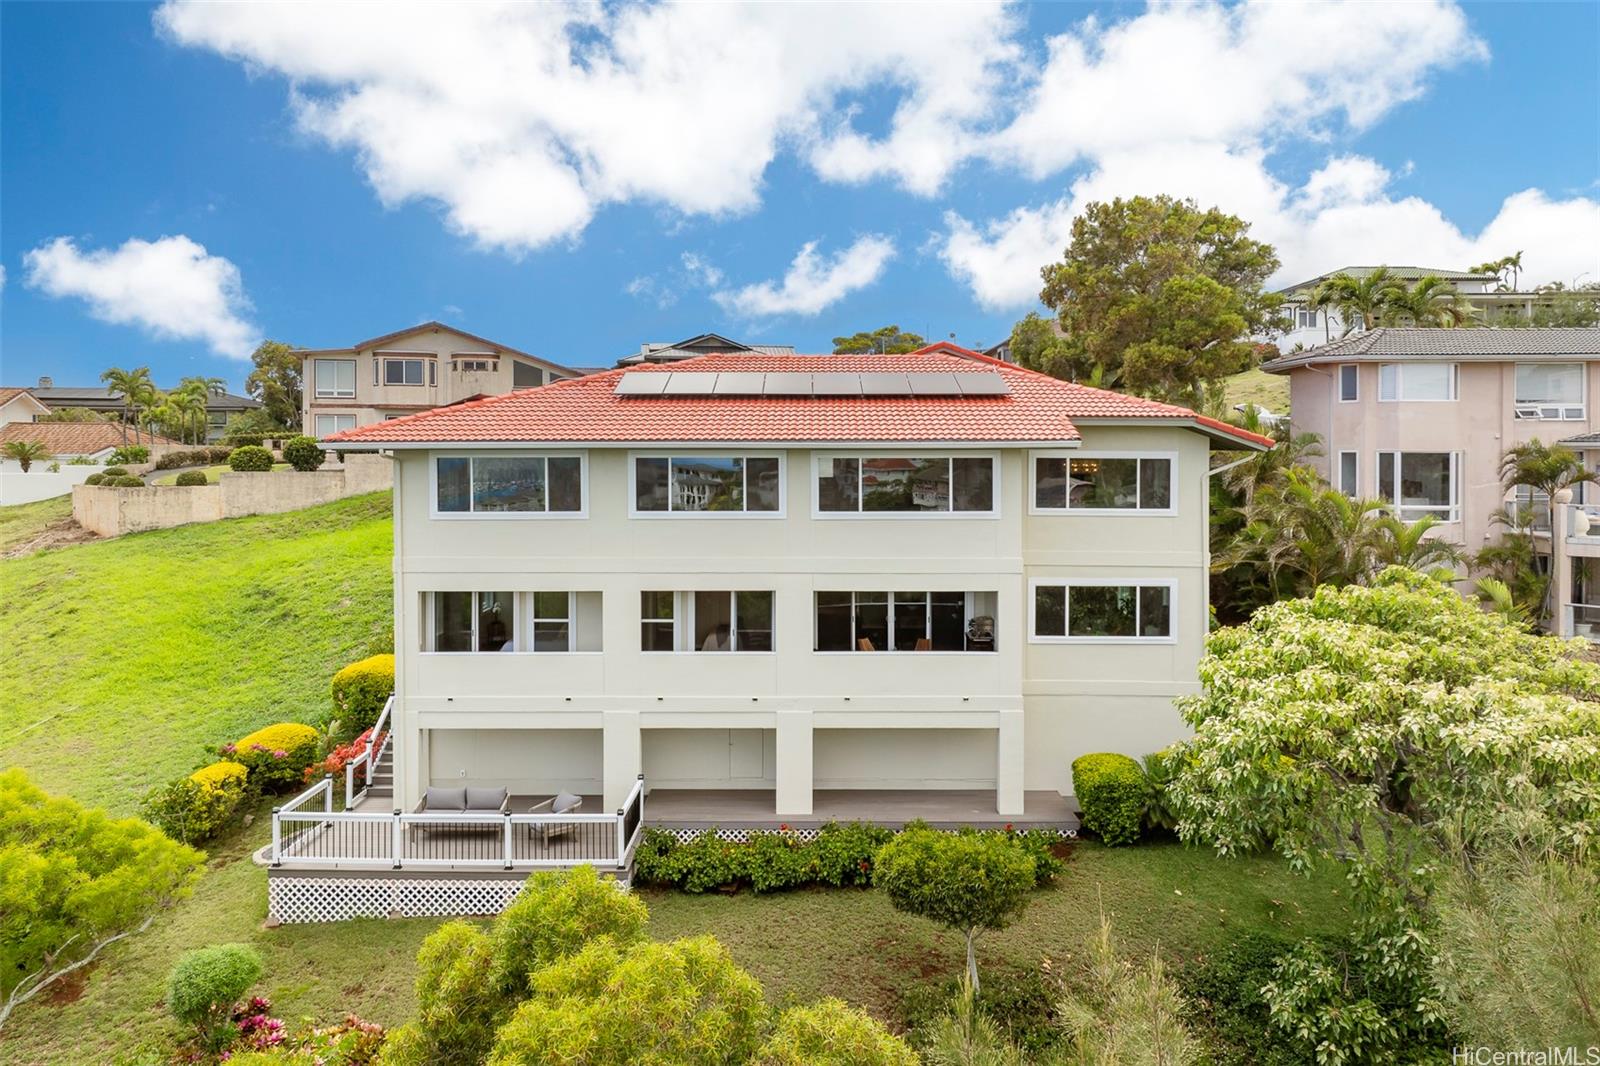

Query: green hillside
[0,492,393,814]
[1224,367,1290,414]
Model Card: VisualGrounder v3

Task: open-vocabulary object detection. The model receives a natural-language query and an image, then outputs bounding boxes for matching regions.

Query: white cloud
[23,235,259,359]
[679,252,724,289]
[714,236,895,317]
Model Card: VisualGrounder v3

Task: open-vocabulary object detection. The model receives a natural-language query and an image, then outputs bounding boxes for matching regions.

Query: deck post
[392,809,403,869]
[504,811,514,870]
[270,806,281,866]
[324,773,333,814]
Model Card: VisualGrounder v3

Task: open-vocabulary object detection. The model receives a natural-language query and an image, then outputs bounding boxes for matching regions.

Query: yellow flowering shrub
[230,722,320,791]
[189,760,249,794]
[331,654,394,732]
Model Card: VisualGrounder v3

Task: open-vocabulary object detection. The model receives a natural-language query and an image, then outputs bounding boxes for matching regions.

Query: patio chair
[527,791,583,843]
[414,786,509,831]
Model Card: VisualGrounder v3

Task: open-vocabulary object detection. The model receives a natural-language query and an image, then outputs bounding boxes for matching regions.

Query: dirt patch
[42,963,96,1006]
[2,517,101,559]
[1049,839,1080,862]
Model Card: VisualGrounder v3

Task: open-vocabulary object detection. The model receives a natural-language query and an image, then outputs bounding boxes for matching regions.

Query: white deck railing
[343,695,393,810]
[273,773,647,872]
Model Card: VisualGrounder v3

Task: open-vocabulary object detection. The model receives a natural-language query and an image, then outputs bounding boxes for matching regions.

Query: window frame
[314,413,356,437]
[627,451,787,518]
[1377,362,1458,403]
[422,590,518,653]
[429,451,589,520]
[314,358,357,399]
[638,590,777,654]
[1513,362,1586,421]
[1295,306,1319,330]
[809,451,1001,519]
[1338,364,1359,403]
[1375,450,1459,523]
[1027,578,1178,645]
[1028,450,1178,516]
[811,590,999,654]
[380,354,432,387]
[1337,450,1359,497]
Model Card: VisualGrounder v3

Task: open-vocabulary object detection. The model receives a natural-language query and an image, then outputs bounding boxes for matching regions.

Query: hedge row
[154,447,234,470]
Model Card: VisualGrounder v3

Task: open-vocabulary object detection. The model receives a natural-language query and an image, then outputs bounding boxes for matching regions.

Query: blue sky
[2,1,1596,393]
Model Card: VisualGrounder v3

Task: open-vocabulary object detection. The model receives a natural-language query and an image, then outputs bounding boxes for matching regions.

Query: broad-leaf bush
[229,444,275,472]
[1070,753,1148,845]
[167,943,263,1050]
[107,445,148,465]
[229,722,320,791]
[283,435,326,472]
[139,760,251,845]
[174,469,209,486]
[331,654,394,733]
[0,770,204,1030]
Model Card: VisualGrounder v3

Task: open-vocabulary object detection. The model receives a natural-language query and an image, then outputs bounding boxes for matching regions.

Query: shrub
[139,761,250,845]
[240,1014,384,1065]
[224,432,269,448]
[229,722,320,791]
[1175,930,1305,1066]
[108,475,145,487]
[207,446,235,463]
[154,449,213,470]
[107,444,149,464]
[633,822,894,894]
[490,865,650,1001]
[174,469,209,486]
[1071,753,1147,846]
[901,968,1060,1055]
[101,465,130,477]
[1141,745,1185,833]
[331,654,395,733]
[873,827,1039,990]
[229,445,275,472]
[380,921,499,1065]
[307,727,385,784]
[283,435,327,471]
[758,998,918,1065]
[166,943,263,1049]
[83,473,107,486]
[66,455,99,465]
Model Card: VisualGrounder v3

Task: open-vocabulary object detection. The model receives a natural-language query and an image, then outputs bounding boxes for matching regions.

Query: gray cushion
[553,791,582,814]
[424,786,466,811]
[466,787,508,811]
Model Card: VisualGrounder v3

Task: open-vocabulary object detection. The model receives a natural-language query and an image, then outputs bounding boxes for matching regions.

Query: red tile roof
[324,345,1273,450]
[0,422,182,455]
[0,387,34,407]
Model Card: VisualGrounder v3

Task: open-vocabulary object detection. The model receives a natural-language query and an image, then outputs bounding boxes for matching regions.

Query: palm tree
[1219,470,1390,592]
[1,440,51,473]
[1500,439,1597,537]
[1309,267,1399,335]
[1476,577,1533,629]
[177,376,225,443]
[1376,514,1464,574]
[100,366,151,445]
[1380,276,1475,327]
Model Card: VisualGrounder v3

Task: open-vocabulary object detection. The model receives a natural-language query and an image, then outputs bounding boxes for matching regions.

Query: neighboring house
[1262,327,1600,622]
[325,343,1270,820]
[616,332,796,366]
[0,421,182,462]
[298,322,585,438]
[1274,265,1567,352]
[0,387,51,427]
[22,378,262,442]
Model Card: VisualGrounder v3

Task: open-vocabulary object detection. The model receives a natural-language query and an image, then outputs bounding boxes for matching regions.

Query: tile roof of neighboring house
[298,321,581,375]
[1261,327,1600,372]
[26,385,261,410]
[0,387,44,409]
[1558,431,1600,446]
[1277,265,1497,295]
[324,343,1273,450]
[0,422,182,455]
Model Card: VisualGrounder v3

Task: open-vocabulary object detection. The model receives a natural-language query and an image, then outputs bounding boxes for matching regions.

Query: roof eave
[320,437,1086,451]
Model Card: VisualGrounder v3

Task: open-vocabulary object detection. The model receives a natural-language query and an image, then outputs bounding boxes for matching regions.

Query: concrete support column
[996,709,1025,816]
[775,710,814,816]
[400,724,428,811]
[602,711,642,810]
[1553,490,1574,636]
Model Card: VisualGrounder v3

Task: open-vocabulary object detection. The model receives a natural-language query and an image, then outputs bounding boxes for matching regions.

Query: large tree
[1034,194,1282,404]
[831,325,926,354]
[100,365,153,445]
[244,340,304,427]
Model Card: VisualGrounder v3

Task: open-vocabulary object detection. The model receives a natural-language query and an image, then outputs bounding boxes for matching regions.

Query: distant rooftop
[1277,265,1497,296]
[617,332,796,366]
[1262,327,1600,372]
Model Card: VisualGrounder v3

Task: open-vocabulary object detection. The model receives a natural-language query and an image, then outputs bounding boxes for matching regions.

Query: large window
[424,590,597,652]
[1338,451,1358,497]
[1338,364,1359,402]
[1033,454,1173,512]
[1377,451,1458,521]
[434,455,583,515]
[314,413,356,437]
[1294,306,1319,330]
[512,361,543,389]
[639,590,774,652]
[1031,581,1173,642]
[1378,362,1457,402]
[383,358,431,386]
[816,455,995,514]
[430,591,516,652]
[634,455,781,514]
[814,591,997,652]
[315,359,356,398]
[1514,363,1585,420]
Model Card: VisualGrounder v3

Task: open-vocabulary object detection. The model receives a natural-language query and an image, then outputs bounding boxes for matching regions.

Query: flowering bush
[305,727,386,784]
[231,723,320,792]
[330,654,394,733]
[140,761,251,845]
[234,995,287,1051]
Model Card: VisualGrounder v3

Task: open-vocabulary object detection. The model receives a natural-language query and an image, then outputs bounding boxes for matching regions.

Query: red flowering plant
[305,727,387,785]
[233,995,286,1051]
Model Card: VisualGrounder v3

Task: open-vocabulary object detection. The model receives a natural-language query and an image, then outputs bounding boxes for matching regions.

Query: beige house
[299,322,585,438]
[323,343,1271,823]
[1263,326,1600,572]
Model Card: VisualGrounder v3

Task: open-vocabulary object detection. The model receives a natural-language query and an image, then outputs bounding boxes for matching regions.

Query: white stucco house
[321,343,1271,826]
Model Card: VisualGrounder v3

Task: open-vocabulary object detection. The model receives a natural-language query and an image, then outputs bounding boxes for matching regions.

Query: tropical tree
[1307,266,1398,335]
[1380,275,1475,327]
[1470,251,1523,291]
[1035,194,1283,405]
[100,365,153,445]
[1500,439,1597,535]
[832,325,926,354]
[244,340,303,427]
[1375,513,1465,572]
[1475,507,1550,623]
[1,440,51,473]
[177,376,225,443]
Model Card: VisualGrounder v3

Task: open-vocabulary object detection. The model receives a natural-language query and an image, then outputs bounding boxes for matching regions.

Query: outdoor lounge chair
[414,786,510,831]
[527,791,583,843]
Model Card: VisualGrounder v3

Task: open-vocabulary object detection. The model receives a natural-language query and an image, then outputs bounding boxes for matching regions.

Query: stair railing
[343,694,395,810]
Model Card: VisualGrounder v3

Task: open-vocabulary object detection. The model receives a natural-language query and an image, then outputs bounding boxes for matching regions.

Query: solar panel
[956,374,1010,396]
[858,372,911,395]
[712,372,766,395]
[662,373,719,395]
[761,372,813,395]
[614,372,669,396]
[811,373,862,396]
[906,372,963,396]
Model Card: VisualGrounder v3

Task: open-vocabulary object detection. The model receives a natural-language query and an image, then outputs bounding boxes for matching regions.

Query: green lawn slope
[0,492,393,815]
[1223,367,1290,414]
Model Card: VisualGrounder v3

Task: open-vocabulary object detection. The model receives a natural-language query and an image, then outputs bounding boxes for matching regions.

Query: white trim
[638,589,776,653]
[1377,362,1458,403]
[1337,450,1359,497]
[1337,364,1359,403]
[1374,450,1460,523]
[1027,449,1178,516]
[1027,577,1178,644]
[808,450,1001,520]
[626,450,787,519]
[429,450,589,519]
[314,413,357,438]
[811,589,998,653]
[313,358,357,399]
[1513,362,1587,421]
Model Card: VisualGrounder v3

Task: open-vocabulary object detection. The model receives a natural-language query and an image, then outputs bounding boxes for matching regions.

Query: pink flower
[271,749,287,759]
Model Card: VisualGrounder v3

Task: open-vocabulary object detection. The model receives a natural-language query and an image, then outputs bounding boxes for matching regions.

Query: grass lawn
[0,494,73,554]
[0,492,393,815]
[3,808,1352,1064]
[1224,367,1290,414]
[150,462,292,485]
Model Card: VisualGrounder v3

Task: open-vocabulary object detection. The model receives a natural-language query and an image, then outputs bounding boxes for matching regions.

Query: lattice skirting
[656,826,1076,845]
[269,876,538,924]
